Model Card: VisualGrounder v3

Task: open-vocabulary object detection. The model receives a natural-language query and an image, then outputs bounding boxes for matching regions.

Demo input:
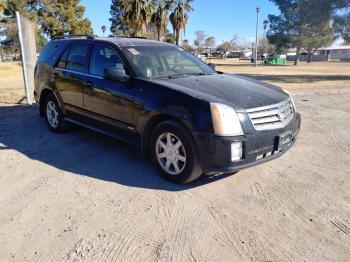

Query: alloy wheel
[46,100,59,128]
[155,132,187,175]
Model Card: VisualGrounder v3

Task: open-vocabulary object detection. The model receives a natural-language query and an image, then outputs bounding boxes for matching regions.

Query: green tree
[38,0,93,38]
[122,0,154,37]
[36,29,47,51]
[101,25,107,36]
[334,15,350,43]
[0,27,20,58]
[4,0,93,38]
[304,24,334,62]
[151,0,173,41]
[0,0,7,14]
[293,1,350,43]
[267,0,335,65]
[330,0,350,42]
[263,19,269,35]
[170,0,193,45]
[3,0,39,18]
[110,0,129,36]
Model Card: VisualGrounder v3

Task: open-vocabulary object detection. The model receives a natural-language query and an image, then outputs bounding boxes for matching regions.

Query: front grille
[247,99,294,131]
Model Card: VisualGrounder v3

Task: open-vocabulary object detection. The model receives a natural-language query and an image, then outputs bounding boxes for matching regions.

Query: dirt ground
[1,61,350,261]
[213,58,350,90]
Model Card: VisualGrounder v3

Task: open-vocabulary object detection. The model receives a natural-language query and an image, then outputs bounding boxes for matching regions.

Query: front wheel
[150,120,202,184]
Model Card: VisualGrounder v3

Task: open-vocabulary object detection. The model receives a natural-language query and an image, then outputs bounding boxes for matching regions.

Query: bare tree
[193,30,206,53]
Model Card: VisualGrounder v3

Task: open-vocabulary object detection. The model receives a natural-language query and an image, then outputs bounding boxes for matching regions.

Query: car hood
[151,73,289,111]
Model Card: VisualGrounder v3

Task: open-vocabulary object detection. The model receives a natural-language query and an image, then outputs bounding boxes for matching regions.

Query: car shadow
[0,104,236,191]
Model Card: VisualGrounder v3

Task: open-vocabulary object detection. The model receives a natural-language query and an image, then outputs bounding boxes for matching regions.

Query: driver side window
[89,44,125,77]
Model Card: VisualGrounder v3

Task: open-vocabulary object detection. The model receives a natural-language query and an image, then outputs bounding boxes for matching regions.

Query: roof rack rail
[128,36,147,39]
[52,34,94,40]
[113,35,147,39]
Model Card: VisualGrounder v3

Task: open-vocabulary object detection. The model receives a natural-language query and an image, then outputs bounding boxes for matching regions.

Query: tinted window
[57,47,69,68]
[66,43,90,73]
[38,41,69,66]
[89,44,125,77]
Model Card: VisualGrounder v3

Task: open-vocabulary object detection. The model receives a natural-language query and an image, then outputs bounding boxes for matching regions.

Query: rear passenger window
[89,44,125,77]
[57,47,69,68]
[66,43,90,73]
[38,41,69,66]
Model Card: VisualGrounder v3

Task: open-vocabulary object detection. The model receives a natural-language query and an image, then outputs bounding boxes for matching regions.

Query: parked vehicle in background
[34,35,301,184]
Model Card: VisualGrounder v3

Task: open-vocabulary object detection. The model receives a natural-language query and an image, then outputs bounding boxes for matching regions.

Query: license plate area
[275,131,293,152]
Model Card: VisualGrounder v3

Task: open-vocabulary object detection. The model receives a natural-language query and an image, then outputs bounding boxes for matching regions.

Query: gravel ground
[0,88,350,262]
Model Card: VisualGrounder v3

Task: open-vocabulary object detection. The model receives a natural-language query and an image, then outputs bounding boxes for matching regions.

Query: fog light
[231,142,243,162]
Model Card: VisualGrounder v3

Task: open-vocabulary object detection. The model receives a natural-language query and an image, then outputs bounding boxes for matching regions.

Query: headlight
[283,89,296,110]
[210,103,244,136]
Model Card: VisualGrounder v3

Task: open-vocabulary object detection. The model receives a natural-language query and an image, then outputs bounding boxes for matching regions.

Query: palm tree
[170,0,193,45]
[101,25,107,36]
[122,0,154,37]
[151,0,173,41]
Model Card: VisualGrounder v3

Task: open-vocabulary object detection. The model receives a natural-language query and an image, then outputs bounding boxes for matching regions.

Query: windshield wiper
[153,74,190,80]
[189,72,213,76]
[153,73,213,80]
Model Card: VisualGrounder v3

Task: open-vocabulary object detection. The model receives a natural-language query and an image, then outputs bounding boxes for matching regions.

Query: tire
[44,93,70,133]
[150,120,202,184]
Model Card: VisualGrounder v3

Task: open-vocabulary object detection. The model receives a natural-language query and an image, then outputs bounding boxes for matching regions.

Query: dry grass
[211,58,350,90]
[0,62,25,104]
[1,60,350,104]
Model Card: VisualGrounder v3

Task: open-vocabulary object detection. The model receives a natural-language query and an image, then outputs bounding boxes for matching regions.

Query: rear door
[54,41,92,109]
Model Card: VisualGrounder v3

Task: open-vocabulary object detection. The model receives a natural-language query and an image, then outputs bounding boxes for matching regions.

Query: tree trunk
[157,29,160,41]
[175,29,180,45]
[307,52,312,63]
[294,46,301,66]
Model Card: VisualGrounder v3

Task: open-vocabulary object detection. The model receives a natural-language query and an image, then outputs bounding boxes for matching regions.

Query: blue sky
[81,0,280,45]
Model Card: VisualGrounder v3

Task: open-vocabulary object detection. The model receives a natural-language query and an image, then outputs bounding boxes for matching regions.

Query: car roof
[98,37,174,47]
[52,36,175,48]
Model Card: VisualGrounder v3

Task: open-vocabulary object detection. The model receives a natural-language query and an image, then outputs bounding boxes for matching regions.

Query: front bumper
[194,113,301,174]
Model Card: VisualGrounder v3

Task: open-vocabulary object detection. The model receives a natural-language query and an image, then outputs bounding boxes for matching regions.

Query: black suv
[34,35,301,183]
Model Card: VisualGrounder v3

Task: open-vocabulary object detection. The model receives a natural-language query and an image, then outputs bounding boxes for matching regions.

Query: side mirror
[208,63,216,70]
[104,68,130,83]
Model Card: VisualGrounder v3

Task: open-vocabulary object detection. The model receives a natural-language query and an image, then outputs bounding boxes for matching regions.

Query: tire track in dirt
[330,220,350,238]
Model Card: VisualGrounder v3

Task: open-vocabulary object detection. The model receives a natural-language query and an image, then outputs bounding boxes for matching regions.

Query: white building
[318,46,350,60]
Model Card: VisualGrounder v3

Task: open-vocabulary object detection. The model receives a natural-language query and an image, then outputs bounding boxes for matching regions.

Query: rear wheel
[150,120,202,184]
[44,93,70,132]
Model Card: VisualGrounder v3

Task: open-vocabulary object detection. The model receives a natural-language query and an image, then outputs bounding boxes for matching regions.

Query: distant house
[226,49,253,59]
[285,46,350,61]
[318,46,350,61]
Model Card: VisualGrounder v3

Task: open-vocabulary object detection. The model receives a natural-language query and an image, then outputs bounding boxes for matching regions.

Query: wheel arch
[39,88,62,117]
[141,110,196,158]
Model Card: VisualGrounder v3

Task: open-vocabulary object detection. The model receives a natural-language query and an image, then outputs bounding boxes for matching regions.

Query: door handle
[83,81,93,88]
[50,72,60,82]
[83,81,94,96]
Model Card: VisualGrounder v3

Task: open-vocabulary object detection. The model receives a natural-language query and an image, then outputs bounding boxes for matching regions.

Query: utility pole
[254,7,260,67]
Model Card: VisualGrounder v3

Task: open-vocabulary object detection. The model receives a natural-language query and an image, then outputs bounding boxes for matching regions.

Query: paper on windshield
[128,48,140,55]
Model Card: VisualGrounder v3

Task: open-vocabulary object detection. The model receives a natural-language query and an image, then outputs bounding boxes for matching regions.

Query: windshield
[121,45,216,79]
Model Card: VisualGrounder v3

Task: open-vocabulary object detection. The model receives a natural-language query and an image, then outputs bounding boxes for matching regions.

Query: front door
[83,43,135,127]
